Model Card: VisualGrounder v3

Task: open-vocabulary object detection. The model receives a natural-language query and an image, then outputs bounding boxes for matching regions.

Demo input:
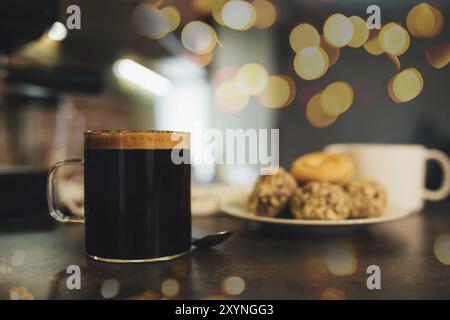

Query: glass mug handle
[424,149,450,201]
[47,159,85,223]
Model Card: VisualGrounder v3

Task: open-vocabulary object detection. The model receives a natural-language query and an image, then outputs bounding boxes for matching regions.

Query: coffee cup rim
[84,129,190,136]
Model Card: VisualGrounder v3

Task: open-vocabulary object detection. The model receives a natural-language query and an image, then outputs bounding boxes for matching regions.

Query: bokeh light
[256,75,295,109]
[221,276,246,296]
[387,76,401,103]
[433,234,450,266]
[320,36,340,66]
[192,0,213,15]
[290,24,320,52]
[306,92,337,128]
[323,13,354,48]
[184,50,214,68]
[252,0,277,29]
[325,241,358,276]
[386,53,401,71]
[212,0,228,25]
[294,47,329,80]
[160,6,181,32]
[236,63,269,95]
[379,23,410,56]
[181,21,217,54]
[389,68,424,103]
[9,287,34,300]
[320,81,354,116]
[212,66,239,87]
[426,43,450,69]
[215,80,250,113]
[132,4,170,39]
[363,30,384,56]
[161,278,181,298]
[321,287,346,300]
[348,16,369,48]
[47,22,68,41]
[407,3,443,38]
[222,0,256,31]
[101,279,120,299]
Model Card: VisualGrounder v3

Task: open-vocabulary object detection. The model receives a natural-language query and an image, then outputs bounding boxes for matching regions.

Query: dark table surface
[0,203,449,300]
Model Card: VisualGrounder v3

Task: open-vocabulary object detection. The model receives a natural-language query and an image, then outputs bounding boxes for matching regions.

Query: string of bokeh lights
[42,1,450,129]
[130,1,448,128]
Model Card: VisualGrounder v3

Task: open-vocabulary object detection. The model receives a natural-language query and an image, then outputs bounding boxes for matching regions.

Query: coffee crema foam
[85,130,190,150]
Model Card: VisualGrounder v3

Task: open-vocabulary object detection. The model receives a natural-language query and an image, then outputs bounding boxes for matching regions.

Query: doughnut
[290,181,351,220]
[291,152,354,184]
[344,178,387,218]
[247,168,297,217]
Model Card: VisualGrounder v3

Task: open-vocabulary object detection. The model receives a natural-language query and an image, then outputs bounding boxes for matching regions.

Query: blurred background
[0,0,449,215]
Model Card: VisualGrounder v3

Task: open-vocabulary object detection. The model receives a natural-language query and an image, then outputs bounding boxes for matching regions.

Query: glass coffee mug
[47,130,191,263]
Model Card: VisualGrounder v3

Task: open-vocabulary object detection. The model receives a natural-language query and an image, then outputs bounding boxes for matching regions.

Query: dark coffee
[83,131,191,262]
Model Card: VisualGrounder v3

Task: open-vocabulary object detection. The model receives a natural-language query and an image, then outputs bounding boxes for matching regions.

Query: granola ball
[247,168,297,217]
[290,182,351,220]
[344,178,387,218]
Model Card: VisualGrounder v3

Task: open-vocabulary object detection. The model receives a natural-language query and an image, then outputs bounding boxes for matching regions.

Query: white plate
[220,197,412,230]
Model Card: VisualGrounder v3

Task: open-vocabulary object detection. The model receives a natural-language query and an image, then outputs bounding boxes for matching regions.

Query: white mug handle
[424,149,450,201]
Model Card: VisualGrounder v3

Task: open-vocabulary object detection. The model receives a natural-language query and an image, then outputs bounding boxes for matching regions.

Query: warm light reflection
[252,0,277,29]
[320,81,354,116]
[306,92,337,128]
[290,24,320,52]
[161,278,181,298]
[132,4,170,39]
[47,22,68,41]
[114,59,172,96]
[407,3,444,38]
[294,47,329,80]
[161,6,181,32]
[222,0,256,31]
[221,276,246,296]
[379,23,410,56]
[256,75,295,109]
[363,30,384,56]
[389,68,424,103]
[181,21,217,54]
[323,13,354,48]
[128,290,160,300]
[348,16,369,48]
[100,279,120,299]
[426,44,450,69]
[325,242,358,276]
[236,63,269,95]
[320,36,340,66]
[215,80,250,113]
[321,287,346,300]
[433,234,450,266]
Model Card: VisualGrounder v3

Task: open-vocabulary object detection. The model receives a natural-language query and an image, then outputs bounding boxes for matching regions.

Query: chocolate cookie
[247,168,297,217]
[344,178,387,218]
[290,181,351,220]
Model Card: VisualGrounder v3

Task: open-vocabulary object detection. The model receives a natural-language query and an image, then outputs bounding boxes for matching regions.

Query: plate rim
[220,201,412,226]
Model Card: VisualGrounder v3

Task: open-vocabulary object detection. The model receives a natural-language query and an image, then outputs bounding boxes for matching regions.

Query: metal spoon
[192,231,233,249]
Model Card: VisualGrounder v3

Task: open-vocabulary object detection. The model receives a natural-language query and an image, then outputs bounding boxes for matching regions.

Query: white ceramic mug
[324,144,450,211]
